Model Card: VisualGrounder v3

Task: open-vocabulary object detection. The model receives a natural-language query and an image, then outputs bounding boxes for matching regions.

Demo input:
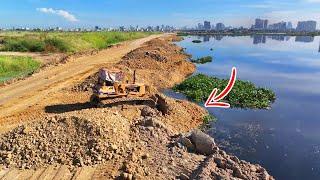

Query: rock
[262,170,270,180]
[179,173,189,180]
[121,172,133,180]
[233,166,244,179]
[139,117,164,128]
[141,153,149,159]
[250,165,257,172]
[141,106,159,117]
[110,144,118,151]
[190,129,216,155]
[214,157,227,169]
[178,137,195,151]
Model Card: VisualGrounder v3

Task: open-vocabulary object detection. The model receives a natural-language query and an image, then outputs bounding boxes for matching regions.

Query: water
[174,35,320,180]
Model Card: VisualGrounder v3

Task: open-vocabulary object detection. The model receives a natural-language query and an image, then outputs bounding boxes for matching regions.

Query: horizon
[1,0,320,29]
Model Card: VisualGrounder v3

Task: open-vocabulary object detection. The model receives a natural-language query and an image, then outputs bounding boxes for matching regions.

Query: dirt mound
[156,95,207,133]
[0,115,119,169]
[117,37,194,89]
[72,36,195,92]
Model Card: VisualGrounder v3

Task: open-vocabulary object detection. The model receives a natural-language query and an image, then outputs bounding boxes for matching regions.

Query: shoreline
[0,34,274,179]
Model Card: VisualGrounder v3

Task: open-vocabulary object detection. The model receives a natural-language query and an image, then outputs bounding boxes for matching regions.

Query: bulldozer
[90,68,156,107]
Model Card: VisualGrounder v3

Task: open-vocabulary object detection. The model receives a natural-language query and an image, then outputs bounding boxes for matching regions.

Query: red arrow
[205,67,237,108]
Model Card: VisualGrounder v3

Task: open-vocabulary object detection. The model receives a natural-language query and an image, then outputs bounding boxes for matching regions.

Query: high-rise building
[287,22,293,30]
[268,22,287,31]
[296,21,317,32]
[263,20,268,29]
[216,23,225,31]
[204,21,211,30]
[254,19,268,29]
[197,23,204,30]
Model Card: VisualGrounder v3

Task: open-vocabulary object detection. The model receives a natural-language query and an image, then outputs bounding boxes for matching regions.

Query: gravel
[0,116,115,169]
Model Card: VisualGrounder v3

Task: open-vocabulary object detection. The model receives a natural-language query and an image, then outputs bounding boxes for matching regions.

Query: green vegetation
[0,31,154,53]
[192,40,202,43]
[200,114,217,129]
[203,114,217,124]
[0,55,41,82]
[191,56,213,64]
[173,74,276,109]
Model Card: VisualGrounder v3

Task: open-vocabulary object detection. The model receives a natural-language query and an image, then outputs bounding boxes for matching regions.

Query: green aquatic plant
[200,114,217,129]
[203,114,217,124]
[173,74,276,109]
[190,56,213,64]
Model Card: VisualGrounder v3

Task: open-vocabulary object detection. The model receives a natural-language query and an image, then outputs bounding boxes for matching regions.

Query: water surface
[174,35,320,180]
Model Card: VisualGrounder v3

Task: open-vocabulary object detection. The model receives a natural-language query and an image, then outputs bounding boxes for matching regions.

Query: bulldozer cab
[98,68,124,86]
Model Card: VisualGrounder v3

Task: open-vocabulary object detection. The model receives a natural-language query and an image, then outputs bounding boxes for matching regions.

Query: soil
[0,34,274,179]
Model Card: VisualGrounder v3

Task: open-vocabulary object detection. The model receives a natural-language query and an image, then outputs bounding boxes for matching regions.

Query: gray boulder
[190,129,217,155]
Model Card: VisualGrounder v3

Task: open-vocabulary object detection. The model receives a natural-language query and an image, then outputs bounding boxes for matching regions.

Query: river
[172,35,320,180]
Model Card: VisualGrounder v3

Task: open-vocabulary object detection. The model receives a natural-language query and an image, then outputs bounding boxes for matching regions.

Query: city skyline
[1,0,320,29]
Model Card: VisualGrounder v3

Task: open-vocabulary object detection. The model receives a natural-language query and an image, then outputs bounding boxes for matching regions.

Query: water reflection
[197,35,225,42]
[252,35,315,45]
[295,36,315,43]
[175,35,320,180]
[215,35,224,41]
[203,35,210,42]
[253,35,266,44]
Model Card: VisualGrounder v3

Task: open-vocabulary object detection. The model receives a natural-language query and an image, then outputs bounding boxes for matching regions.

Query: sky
[1,0,320,28]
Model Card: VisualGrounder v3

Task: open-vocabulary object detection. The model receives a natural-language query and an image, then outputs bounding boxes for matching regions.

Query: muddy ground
[0,35,274,179]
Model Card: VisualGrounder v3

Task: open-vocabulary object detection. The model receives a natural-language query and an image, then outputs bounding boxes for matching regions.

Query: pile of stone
[0,116,116,169]
[176,130,274,180]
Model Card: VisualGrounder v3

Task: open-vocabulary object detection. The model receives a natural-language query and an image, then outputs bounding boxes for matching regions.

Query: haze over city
[1,0,320,29]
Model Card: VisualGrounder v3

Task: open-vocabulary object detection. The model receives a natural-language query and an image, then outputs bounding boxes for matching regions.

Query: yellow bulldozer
[90,68,156,107]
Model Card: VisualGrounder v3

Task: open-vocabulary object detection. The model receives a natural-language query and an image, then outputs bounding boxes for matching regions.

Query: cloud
[37,8,78,22]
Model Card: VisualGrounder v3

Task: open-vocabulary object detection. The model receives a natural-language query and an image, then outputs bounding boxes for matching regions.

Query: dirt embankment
[73,37,194,92]
[0,35,273,179]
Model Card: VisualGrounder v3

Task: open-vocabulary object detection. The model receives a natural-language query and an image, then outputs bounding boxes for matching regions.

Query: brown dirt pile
[0,114,127,169]
[155,94,207,133]
[72,36,194,92]
[117,37,194,88]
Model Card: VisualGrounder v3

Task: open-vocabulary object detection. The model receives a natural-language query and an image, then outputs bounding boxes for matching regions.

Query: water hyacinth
[173,74,275,109]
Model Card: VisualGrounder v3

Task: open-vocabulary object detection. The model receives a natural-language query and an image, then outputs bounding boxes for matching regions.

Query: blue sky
[1,0,320,28]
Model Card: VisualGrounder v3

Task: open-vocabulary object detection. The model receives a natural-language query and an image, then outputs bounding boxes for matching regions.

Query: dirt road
[0,34,163,119]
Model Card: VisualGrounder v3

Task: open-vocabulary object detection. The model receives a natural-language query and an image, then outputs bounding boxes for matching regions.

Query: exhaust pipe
[133,70,136,84]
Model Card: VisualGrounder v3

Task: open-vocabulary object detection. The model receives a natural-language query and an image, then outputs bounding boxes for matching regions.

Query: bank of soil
[0,35,273,179]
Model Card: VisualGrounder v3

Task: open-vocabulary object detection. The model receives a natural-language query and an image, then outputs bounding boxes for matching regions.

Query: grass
[191,56,213,64]
[0,31,154,53]
[173,74,276,109]
[0,55,41,82]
